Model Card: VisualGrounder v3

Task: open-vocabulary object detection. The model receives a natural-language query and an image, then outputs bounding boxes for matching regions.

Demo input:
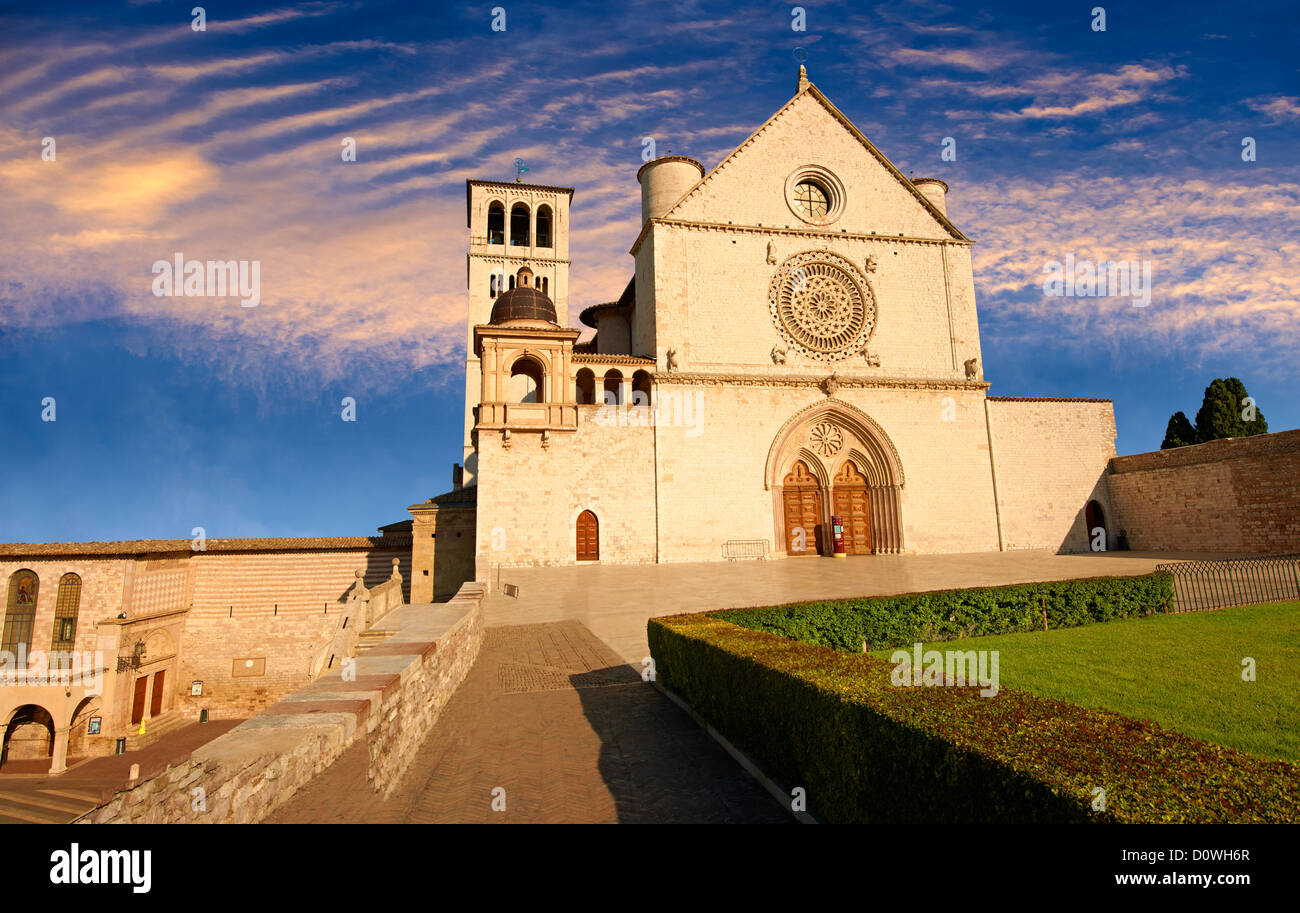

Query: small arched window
[2,570,38,665]
[540,277,548,295]
[51,573,81,670]
[510,357,545,403]
[536,205,553,248]
[576,368,595,404]
[510,202,530,246]
[487,201,505,245]
[603,370,624,405]
[632,370,653,409]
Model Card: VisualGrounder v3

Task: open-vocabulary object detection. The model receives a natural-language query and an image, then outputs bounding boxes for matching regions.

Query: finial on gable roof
[792,48,809,91]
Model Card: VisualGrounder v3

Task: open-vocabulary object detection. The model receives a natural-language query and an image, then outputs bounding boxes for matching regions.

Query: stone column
[49,726,70,775]
[409,502,438,604]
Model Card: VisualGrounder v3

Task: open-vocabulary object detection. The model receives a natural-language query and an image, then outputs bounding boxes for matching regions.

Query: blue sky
[1,0,1297,543]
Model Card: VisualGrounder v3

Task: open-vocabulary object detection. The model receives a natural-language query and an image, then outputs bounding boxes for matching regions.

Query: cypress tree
[1194,377,1268,443]
[1160,411,1196,449]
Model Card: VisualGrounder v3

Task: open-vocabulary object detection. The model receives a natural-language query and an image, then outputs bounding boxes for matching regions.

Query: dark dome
[490,286,557,324]
[490,267,557,325]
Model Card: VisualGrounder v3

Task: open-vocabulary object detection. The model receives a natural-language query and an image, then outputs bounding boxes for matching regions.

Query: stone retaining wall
[75,583,485,824]
[1107,430,1300,554]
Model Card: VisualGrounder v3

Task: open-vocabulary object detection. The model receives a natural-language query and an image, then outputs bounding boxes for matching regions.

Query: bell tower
[462,179,573,485]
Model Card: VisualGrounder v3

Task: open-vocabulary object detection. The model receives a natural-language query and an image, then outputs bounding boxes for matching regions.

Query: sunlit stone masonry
[456,66,1118,573]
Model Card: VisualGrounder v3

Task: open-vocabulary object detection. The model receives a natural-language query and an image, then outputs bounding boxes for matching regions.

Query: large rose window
[769,251,875,360]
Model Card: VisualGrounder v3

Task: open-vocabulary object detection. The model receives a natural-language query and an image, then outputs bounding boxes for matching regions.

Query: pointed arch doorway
[781,460,823,556]
[833,461,872,555]
[766,400,906,555]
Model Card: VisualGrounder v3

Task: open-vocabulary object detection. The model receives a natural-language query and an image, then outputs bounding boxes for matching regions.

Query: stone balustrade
[75,582,484,824]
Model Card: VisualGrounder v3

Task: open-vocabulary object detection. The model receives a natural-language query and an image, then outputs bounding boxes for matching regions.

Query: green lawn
[871,601,1300,762]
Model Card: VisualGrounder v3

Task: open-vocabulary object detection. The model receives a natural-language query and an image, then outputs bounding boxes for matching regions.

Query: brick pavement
[267,620,790,824]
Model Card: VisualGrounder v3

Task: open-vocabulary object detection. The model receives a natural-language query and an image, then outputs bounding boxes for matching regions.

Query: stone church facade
[460,69,1119,574]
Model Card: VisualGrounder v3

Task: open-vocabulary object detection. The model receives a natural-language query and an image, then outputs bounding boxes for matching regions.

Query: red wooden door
[131,676,148,725]
[576,510,599,561]
[150,670,166,717]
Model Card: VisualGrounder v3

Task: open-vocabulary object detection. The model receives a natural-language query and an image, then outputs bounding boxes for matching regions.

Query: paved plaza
[269,548,1213,824]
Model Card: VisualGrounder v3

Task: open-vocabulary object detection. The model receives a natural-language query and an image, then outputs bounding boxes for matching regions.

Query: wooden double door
[832,462,873,555]
[782,460,873,556]
[130,670,167,725]
[782,462,823,555]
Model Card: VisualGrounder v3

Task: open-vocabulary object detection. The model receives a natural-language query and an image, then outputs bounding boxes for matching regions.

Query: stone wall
[0,556,129,662]
[984,397,1118,551]
[0,539,413,763]
[410,501,477,603]
[474,414,657,570]
[178,546,411,720]
[76,583,484,824]
[1107,429,1300,553]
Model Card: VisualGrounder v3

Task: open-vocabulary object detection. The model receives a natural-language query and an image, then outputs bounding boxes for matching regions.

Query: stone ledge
[1109,429,1300,474]
[74,583,485,824]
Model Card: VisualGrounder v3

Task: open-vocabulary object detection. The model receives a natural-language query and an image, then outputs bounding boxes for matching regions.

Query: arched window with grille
[2,570,38,666]
[50,573,81,670]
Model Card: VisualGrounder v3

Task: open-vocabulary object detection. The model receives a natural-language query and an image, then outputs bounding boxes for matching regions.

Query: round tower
[911,177,949,218]
[637,155,705,225]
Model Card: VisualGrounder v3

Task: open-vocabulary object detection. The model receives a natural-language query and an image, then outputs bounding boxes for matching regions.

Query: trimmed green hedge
[648,610,1300,823]
[717,573,1174,651]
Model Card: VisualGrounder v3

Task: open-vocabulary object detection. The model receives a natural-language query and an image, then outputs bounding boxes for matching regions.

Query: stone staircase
[123,710,190,751]
[354,628,395,654]
[0,785,104,824]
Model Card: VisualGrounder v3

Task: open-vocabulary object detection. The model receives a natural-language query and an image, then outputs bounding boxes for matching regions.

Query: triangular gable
[660,81,967,242]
